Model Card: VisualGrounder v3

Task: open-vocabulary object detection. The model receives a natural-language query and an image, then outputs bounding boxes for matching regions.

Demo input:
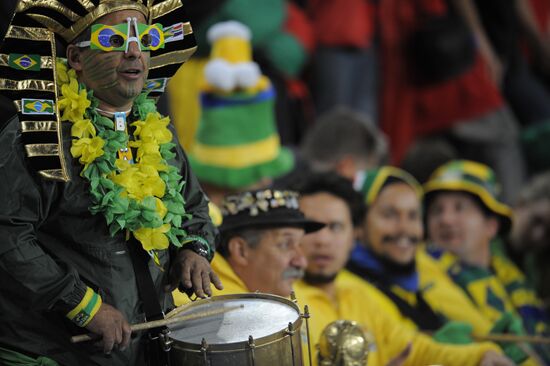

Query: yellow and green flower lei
[56,60,194,254]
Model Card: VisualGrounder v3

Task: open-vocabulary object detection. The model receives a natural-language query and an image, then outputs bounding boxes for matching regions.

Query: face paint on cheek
[120,54,149,98]
[124,83,138,98]
[81,52,120,90]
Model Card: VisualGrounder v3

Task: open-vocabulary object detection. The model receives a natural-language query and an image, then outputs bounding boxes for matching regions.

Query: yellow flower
[58,78,90,122]
[208,202,223,226]
[112,165,140,198]
[139,164,166,198]
[140,154,168,171]
[57,61,77,86]
[56,61,69,85]
[130,139,162,161]
[71,118,96,139]
[70,136,105,167]
[111,164,165,201]
[134,224,170,251]
[132,113,172,145]
[155,197,168,219]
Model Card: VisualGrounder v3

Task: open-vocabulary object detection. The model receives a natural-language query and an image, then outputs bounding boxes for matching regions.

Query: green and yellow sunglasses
[76,17,165,52]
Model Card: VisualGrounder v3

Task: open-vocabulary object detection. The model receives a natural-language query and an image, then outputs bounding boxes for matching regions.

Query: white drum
[169,293,304,365]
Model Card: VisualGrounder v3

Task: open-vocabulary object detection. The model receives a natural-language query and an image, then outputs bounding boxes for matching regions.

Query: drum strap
[127,240,172,366]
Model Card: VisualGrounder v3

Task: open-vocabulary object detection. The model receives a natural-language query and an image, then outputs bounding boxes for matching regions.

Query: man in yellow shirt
[347,166,494,335]
[173,188,325,306]
[424,160,550,363]
[293,172,514,366]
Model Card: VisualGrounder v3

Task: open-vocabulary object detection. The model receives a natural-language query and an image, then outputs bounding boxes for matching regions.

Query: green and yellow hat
[356,166,423,206]
[188,21,293,189]
[423,160,512,232]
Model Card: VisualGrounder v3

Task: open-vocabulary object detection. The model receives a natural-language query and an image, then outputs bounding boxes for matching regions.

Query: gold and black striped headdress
[0,0,196,182]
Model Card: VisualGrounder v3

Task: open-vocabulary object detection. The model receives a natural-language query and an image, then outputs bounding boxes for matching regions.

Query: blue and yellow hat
[423,160,512,233]
[356,166,423,206]
[188,21,293,189]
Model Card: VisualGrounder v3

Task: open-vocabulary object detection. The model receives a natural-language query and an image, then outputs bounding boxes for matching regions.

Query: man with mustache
[348,167,495,334]
[175,189,324,301]
[424,160,550,363]
[292,172,514,366]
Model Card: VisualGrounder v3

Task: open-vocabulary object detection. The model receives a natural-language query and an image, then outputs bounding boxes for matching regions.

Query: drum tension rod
[159,329,173,352]
[287,322,297,366]
[248,335,256,366]
[201,338,209,365]
[286,322,295,336]
[290,291,297,303]
[303,305,313,366]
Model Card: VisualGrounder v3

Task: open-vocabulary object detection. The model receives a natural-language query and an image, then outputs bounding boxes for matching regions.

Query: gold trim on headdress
[21,121,58,132]
[17,1,80,21]
[151,0,181,19]
[52,42,70,182]
[27,2,149,43]
[25,143,60,157]
[39,169,68,180]
[0,78,55,92]
[181,21,194,37]
[150,47,197,69]
[6,25,51,41]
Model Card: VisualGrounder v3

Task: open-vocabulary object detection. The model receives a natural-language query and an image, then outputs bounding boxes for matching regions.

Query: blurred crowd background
[160,0,550,314]
[165,0,550,200]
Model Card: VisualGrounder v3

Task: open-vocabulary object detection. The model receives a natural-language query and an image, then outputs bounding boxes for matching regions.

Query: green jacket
[0,111,217,365]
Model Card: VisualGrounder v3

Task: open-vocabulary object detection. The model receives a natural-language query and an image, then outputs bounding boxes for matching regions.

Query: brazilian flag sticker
[9,54,40,71]
[22,98,55,115]
[143,78,167,93]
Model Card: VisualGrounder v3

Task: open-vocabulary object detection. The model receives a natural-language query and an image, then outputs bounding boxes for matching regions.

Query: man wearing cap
[292,172,514,366]
[173,189,323,304]
[424,160,550,362]
[0,2,221,365]
[215,189,325,296]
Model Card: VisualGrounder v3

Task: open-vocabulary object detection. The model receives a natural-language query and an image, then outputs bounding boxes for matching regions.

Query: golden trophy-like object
[318,320,371,366]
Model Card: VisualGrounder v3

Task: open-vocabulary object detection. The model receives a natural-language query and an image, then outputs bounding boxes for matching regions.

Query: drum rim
[169,292,303,352]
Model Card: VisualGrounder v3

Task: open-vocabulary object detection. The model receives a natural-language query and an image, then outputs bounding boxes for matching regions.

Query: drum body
[169,293,304,365]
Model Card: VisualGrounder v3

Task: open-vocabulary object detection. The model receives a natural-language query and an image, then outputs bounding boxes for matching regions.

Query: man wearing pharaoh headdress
[0,1,222,365]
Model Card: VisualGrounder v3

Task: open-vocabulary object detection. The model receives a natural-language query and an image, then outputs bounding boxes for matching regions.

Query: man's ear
[66,44,84,71]
[486,216,499,239]
[227,236,250,266]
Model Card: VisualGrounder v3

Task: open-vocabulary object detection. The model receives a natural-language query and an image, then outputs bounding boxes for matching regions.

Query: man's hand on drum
[85,303,132,354]
[166,249,223,298]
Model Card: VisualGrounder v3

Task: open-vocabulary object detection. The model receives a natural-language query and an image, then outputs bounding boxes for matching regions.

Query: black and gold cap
[219,189,326,234]
[0,0,197,182]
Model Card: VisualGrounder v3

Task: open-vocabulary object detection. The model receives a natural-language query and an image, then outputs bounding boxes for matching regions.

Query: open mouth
[120,68,142,78]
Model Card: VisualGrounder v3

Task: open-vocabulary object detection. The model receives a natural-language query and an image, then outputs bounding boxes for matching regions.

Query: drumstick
[423,330,550,345]
[70,304,243,344]
[165,300,201,319]
[472,333,550,345]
